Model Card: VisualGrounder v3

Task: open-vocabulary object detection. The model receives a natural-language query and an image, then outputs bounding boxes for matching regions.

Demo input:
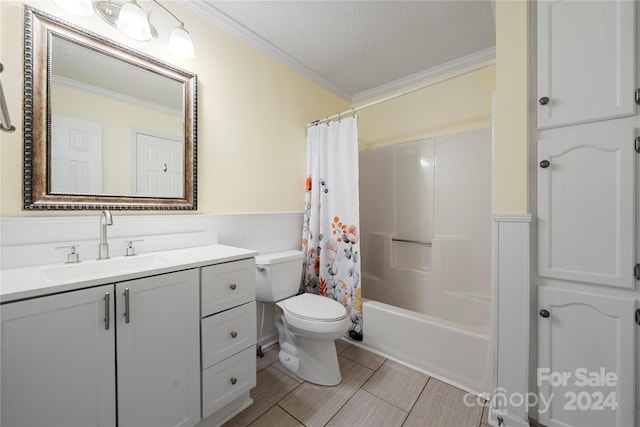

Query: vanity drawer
[202,346,256,419]
[202,301,256,369]
[201,258,255,316]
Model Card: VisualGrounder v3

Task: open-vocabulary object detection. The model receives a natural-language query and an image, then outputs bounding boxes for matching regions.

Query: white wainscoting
[0,212,303,347]
[491,214,532,427]
[0,212,303,269]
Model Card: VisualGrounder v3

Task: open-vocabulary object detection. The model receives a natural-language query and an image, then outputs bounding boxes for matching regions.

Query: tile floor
[223,340,490,427]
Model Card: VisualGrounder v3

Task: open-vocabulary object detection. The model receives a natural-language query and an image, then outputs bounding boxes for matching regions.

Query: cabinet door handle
[104,292,110,331]
[230,377,237,385]
[539,96,550,105]
[230,331,238,338]
[540,160,550,168]
[229,283,237,290]
[124,288,131,324]
[539,309,550,318]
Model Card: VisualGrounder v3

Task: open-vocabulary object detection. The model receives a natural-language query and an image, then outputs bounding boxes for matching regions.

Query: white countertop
[0,244,258,303]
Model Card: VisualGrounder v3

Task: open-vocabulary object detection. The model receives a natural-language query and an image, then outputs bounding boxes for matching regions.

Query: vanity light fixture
[54,0,196,60]
[116,0,152,41]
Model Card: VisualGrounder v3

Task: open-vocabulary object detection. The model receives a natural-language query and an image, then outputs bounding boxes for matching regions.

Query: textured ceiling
[186,0,496,102]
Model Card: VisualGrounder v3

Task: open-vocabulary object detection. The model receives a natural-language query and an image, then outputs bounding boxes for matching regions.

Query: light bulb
[53,0,93,17]
[117,1,152,42]
[168,24,195,60]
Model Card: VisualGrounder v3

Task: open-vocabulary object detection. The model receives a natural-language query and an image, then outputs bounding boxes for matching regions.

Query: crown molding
[180,1,495,105]
[352,47,496,104]
[180,0,353,102]
[52,75,182,116]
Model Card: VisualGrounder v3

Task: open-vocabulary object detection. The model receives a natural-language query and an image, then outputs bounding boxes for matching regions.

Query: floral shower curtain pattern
[301,116,363,340]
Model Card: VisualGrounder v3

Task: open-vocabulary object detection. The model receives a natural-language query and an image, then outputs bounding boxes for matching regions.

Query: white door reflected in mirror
[51,114,102,194]
[133,131,184,198]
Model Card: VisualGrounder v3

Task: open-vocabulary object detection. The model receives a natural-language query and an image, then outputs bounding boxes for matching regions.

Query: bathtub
[363,298,493,396]
[359,234,493,396]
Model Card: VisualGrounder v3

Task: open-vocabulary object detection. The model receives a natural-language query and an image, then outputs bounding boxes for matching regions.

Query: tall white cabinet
[535,1,639,426]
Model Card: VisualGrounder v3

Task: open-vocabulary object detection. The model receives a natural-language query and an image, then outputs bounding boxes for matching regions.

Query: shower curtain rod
[307,59,496,128]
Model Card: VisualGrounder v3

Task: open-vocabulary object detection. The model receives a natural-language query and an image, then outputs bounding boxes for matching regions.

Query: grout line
[400,377,431,427]
[276,401,306,426]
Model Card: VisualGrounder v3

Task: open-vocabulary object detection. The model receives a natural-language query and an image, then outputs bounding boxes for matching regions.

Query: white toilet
[255,250,349,386]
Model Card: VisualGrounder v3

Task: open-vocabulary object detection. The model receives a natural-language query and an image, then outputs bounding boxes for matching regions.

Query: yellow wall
[0,0,349,216]
[494,0,530,214]
[357,65,495,149]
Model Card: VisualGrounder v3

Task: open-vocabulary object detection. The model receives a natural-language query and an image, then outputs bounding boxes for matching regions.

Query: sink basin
[41,254,164,282]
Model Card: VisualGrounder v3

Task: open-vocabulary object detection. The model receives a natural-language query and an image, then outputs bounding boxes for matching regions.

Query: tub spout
[98,209,113,260]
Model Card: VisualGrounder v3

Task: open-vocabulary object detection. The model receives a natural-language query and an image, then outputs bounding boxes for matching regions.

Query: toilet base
[274,305,344,386]
[279,336,342,386]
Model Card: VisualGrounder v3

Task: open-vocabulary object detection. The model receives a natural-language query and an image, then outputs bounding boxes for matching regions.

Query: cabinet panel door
[538,286,635,427]
[537,0,636,129]
[537,127,636,288]
[116,269,200,427]
[1,285,115,427]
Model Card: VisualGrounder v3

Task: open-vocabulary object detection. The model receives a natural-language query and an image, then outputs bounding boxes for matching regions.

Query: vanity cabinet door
[116,269,200,427]
[1,285,116,427]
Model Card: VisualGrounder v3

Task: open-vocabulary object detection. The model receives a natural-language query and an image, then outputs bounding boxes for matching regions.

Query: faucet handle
[125,239,143,257]
[55,245,80,264]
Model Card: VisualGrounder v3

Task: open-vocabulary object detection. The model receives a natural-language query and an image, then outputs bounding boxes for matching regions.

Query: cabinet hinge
[636,309,640,326]
[636,137,640,154]
[636,88,640,105]
[635,263,640,280]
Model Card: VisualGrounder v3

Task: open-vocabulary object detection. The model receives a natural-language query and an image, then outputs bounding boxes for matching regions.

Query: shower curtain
[301,116,363,340]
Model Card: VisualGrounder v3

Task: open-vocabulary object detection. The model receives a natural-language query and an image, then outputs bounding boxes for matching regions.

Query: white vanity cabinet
[200,258,257,422]
[1,285,116,427]
[1,269,201,427]
[537,0,636,129]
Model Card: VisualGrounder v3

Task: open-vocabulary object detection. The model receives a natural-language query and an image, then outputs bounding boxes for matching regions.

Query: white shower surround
[359,128,493,395]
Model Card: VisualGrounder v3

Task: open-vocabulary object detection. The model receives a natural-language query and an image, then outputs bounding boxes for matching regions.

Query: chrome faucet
[98,209,113,260]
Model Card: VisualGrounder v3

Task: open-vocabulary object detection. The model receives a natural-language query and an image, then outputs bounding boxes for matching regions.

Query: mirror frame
[23,6,197,210]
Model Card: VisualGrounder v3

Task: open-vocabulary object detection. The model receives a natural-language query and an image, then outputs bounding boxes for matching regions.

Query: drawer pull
[229,283,237,290]
[230,377,238,385]
[230,331,238,338]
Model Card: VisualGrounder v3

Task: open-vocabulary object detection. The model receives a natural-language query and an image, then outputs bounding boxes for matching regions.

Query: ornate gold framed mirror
[24,6,197,210]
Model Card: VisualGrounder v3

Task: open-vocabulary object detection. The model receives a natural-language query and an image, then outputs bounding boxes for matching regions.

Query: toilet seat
[281,293,347,322]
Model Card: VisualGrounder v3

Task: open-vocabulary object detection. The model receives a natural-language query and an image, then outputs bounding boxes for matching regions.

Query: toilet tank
[254,250,304,302]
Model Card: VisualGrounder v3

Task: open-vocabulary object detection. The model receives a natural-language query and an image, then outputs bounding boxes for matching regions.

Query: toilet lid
[282,293,347,322]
